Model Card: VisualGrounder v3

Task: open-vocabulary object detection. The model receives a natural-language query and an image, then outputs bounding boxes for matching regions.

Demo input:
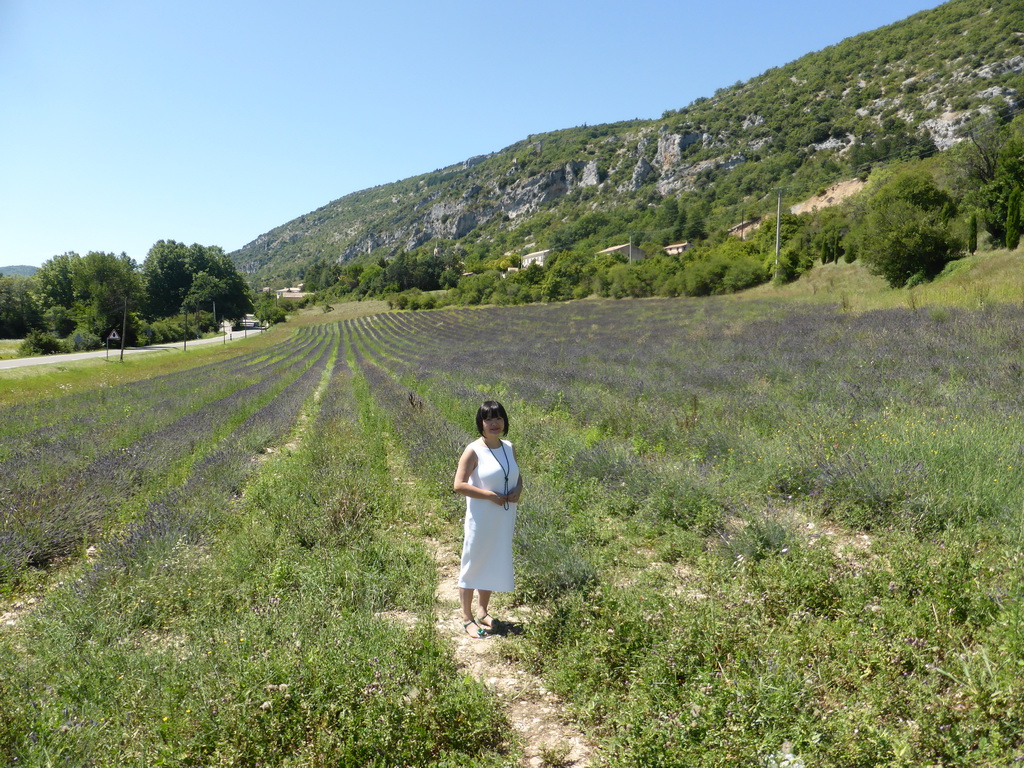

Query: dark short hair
[475,400,509,436]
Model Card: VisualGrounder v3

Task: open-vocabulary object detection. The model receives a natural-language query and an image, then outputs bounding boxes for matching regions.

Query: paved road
[0,324,264,370]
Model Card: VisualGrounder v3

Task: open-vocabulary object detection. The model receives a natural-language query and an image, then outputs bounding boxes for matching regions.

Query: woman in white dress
[453,401,523,638]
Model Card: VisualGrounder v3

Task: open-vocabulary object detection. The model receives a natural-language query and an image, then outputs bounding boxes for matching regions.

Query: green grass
[0,339,21,360]
[747,248,1024,312]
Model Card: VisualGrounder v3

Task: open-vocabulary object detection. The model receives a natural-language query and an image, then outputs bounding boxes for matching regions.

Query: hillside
[231,0,1024,285]
[0,266,39,278]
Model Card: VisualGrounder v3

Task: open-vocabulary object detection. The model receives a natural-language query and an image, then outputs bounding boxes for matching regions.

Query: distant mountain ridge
[0,265,38,277]
[230,0,1024,285]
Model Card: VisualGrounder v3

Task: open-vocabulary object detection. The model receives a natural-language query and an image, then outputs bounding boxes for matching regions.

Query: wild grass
[0,339,20,360]
[748,248,1024,312]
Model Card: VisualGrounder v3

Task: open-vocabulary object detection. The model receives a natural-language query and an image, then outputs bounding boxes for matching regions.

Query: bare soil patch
[789,178,866,215]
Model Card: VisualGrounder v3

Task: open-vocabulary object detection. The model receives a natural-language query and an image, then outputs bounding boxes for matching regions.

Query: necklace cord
[489,442,511,510]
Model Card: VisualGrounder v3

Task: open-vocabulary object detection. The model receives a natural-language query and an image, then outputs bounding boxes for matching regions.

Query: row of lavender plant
[0,326,335,585]
[378,301,1024,416]
[0,331,317,495]
[0,327,325,479]
[0,332,309,484]
[358,300,1024,532]
[0,332,300,440]
[87,324,337,583]
[0,318,513,765]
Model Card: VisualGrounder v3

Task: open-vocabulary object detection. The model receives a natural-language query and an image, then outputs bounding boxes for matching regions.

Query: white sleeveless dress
[458,438,518,592]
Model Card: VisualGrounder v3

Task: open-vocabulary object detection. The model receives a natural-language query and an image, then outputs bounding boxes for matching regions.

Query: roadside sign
[108,330,120,341]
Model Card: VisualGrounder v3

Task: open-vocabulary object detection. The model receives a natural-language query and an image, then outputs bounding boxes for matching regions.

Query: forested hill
[0,266,39,277]
[231,0,1024,286]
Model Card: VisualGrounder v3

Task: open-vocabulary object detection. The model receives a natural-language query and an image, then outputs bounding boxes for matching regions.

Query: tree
[851,169,962,287]
[142,240,193,318]
[753,210,803,278]
[143,240,253,320]
[304,258,342,292]
[253,293,287,326]
[0,276,41,338]
[948,115,1024,247]
[1006,188,1022,251]
[200,250,253,321]
[71,251,144,343]
[809,207,850,264]
[34,252,78,309]
[547,226,576,253]
[968,212,978,255]
[656,197,679,231]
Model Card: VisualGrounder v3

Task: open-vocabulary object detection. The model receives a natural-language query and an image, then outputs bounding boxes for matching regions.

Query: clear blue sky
[1,0,943,269]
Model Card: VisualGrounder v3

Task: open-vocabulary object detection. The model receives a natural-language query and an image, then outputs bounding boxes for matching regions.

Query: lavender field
[344,297,1024,766]
[2,296,1023,766]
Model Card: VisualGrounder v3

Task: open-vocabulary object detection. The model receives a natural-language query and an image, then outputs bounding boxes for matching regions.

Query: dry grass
[744,248,1024,312]
[288,299,389,326]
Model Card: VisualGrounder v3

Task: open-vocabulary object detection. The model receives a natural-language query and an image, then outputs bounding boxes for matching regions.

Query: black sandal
[463,619,486,638]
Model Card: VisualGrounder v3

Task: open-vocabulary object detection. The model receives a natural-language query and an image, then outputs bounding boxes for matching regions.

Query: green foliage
[253,293,288,326]
[143,240,254,320]
[1006,187,1022,250]
[949,115,1024,246]
[24,244,251,352]
[0,276,40,338]
[851,167,963,287]
[29,251,145,345]
[17,329,65,356]
[33,252,77,308]
[232,0,1024,296]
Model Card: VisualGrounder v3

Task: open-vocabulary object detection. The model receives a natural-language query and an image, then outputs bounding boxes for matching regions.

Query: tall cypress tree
[1007,189,1022,251]
[968,212,978,254]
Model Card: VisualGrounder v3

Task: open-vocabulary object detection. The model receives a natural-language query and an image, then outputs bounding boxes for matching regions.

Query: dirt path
[428,538,596,768]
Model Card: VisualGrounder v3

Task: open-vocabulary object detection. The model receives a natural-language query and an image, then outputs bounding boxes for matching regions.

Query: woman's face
[482,415,505,439]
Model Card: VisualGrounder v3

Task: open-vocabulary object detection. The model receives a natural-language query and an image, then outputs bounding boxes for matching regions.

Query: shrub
[142,318,185,344]
[722,255,769,291]
[851,168,963,287]
[67,328,102,351]
[18,329,66,356]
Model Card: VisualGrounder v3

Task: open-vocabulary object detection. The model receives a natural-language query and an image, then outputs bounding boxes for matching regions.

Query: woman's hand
[506,475,523,505]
